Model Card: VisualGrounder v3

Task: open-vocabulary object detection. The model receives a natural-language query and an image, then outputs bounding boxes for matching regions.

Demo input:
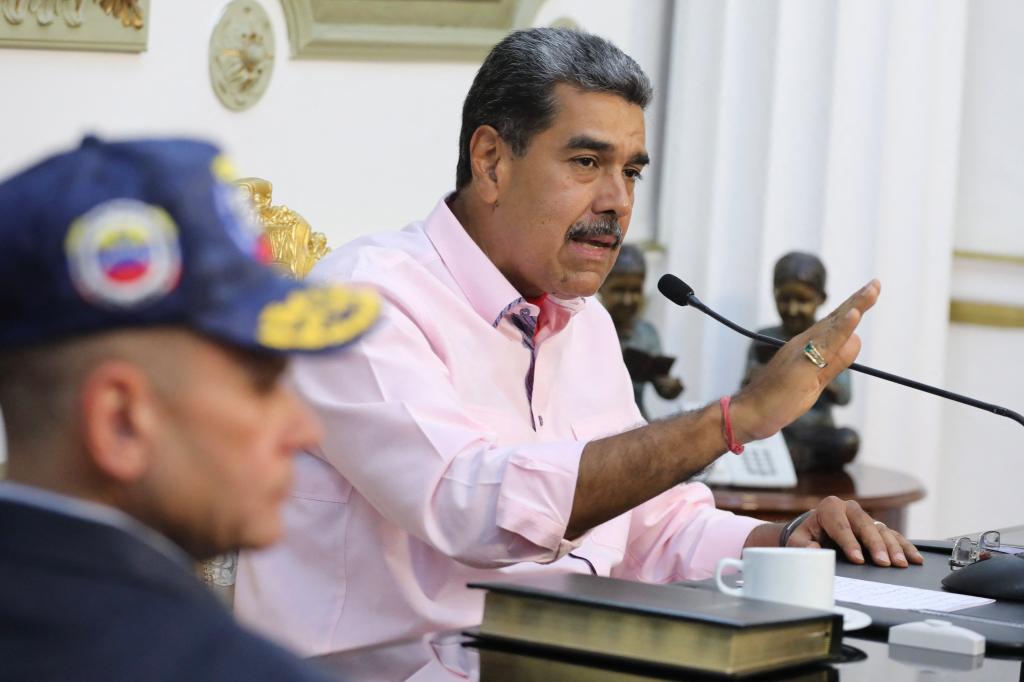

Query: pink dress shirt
[235,198,763,657]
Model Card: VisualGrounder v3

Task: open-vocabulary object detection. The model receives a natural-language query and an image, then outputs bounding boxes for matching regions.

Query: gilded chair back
[235,177,329,280]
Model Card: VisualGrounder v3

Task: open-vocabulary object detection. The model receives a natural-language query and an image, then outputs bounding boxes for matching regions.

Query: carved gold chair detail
[235,177,330,280]
[198,177,330,607]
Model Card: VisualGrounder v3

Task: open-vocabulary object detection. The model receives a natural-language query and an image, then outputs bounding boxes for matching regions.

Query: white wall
[655,0,968,538]
[0,0,672,472]
[652,0,1024,540]
[955,0,1024,256]
[0,0,671,248]
[937,0,1024,535]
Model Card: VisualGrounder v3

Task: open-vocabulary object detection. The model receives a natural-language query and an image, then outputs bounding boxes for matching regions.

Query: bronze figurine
[599,245,684,420]
[743,252,859,472]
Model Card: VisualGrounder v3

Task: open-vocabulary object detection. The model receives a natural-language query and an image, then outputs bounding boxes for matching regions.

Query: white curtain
[651,0,968,537]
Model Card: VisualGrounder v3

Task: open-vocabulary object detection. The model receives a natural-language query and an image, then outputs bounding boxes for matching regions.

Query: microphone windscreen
[657,274,695,307]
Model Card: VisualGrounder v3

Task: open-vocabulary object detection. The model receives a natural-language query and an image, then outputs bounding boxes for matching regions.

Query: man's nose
[594,171,632,218]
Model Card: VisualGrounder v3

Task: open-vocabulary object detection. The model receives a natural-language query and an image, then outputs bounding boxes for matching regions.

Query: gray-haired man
[237,28,920,658]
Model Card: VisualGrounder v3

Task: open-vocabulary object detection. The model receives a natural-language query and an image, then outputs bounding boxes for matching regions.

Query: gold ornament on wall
[209,0,275,112]
[0,0,148,51]
[96,0,142,29]
[1,0,142,28]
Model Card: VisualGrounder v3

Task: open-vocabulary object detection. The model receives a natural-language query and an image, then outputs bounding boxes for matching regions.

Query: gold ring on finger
[803,341,828,369]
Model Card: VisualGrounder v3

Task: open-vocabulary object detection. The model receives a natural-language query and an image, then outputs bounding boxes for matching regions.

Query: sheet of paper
[834,576,995,612]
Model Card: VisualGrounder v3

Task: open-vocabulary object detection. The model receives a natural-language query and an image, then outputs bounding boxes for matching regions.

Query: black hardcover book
[469,574,842,678]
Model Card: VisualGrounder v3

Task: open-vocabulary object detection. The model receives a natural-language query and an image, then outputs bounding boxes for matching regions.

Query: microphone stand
[659,275,1024,429]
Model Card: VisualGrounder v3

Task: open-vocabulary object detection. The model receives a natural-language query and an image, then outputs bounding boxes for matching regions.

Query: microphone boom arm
[683,290,1024,429]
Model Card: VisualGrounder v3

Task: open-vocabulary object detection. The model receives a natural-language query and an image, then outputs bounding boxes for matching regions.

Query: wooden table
[710,463,925,533]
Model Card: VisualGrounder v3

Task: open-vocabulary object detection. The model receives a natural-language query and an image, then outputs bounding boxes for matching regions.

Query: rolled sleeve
[495,444,587,560]
[611,482,765,583]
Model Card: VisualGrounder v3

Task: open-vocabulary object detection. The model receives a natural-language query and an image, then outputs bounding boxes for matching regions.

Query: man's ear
[79,360,160,484]
[468,125,506,205]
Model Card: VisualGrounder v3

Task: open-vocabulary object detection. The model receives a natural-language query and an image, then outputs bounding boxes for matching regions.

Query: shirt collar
[423,196,587,329]
[0,480,193,570]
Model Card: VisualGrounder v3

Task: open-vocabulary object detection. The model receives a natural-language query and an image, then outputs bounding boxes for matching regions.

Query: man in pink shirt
[236,28,921,658]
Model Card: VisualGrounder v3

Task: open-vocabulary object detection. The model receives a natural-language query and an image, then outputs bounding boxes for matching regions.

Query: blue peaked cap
[0,136,379,352]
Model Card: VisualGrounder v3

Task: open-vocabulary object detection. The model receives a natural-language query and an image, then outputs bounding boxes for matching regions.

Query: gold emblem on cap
[211,154,239,183]
[257,286,380,350]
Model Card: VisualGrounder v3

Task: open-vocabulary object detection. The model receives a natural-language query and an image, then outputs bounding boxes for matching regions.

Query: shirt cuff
[685,510,765,579]
[494,441,586,561]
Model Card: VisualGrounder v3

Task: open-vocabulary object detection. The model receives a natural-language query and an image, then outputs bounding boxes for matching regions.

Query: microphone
[657,273,1024,428]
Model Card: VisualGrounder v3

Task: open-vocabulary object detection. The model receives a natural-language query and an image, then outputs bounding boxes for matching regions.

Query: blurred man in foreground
[0,137,378,681]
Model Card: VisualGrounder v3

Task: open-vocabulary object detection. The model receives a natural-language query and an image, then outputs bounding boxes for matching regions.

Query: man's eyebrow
[566,134,613,152]
[565,135,649,166]
[629,151,651,167]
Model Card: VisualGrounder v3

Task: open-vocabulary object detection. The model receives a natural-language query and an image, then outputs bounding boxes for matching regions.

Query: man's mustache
[566,215,623,249]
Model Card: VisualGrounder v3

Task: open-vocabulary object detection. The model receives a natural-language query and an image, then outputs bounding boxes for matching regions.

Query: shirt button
[537,415,544,427]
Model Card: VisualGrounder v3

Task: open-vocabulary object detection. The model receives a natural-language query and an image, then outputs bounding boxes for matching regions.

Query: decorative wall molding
[210,0,275,112]
[548,16,580,31]
[2,0,84,27]
[949,300,1024,329]
[953,249,1024,267]
[0,0,148,51]
[278,0,543,60]
[950,248,1024,315]
[950,248,1024,328]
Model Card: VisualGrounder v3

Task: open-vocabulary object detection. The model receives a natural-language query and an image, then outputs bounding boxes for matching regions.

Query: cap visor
[192,266,380,354]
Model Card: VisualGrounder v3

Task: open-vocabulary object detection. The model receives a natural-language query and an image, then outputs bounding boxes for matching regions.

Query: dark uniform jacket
[0,493,334,682]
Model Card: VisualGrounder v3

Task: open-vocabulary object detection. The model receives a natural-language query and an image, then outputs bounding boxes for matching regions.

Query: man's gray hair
[455,27,653,189]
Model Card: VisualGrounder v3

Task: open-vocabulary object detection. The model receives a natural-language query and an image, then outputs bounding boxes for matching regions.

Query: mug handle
[715,557,744,597]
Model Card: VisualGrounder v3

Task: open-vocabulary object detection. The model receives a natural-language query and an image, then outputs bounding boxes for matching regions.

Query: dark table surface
[832,537,1024,654]
[313,528,1024,680]
[313,628,1024,681]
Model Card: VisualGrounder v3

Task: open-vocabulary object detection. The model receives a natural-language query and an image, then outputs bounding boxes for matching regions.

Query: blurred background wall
[646,0,1024,538]
[0,0,672,247]
[2,0,1023,538]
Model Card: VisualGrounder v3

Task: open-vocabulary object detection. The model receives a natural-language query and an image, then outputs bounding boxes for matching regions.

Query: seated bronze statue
[599,244,684,420]
[743,252,859,472]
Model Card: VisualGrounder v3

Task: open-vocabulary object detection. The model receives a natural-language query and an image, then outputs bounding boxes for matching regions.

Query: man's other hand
[786,497,923,567]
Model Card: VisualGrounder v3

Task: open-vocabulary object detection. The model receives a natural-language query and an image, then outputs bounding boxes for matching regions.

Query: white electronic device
[888,619,986,656]
[698,431,798,489]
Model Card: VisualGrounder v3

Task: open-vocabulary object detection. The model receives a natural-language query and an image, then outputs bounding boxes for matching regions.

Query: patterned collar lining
[492,296,526,328]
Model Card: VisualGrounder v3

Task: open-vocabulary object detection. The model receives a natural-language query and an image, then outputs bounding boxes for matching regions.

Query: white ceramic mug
[714,547,835,610]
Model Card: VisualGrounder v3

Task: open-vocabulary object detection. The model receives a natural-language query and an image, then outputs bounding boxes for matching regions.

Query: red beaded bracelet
[719,395,744,455]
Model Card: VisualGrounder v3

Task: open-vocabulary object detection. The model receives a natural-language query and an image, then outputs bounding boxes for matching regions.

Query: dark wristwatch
[778,510,813,547]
